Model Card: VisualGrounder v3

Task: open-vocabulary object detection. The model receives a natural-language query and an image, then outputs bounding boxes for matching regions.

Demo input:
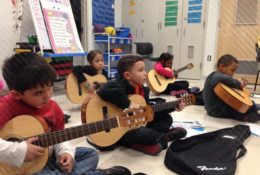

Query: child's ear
[123,71,131,80]
[10,90,22,100]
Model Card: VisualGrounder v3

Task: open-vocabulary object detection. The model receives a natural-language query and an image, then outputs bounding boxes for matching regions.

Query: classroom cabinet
[122,0,207,80]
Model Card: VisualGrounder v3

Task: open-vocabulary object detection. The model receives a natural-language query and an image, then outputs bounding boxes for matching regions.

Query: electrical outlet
[207,55,211,61]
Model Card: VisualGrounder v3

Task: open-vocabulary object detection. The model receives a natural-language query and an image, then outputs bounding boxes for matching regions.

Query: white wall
[202,0,221,78]
[84,0,121,52]
[0,1,17,78]
[114,0,122,28]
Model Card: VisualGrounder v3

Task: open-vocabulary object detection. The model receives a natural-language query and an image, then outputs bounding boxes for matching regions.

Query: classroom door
[158,0,183,70]
[179,0,206,79]
[159,0,207,79]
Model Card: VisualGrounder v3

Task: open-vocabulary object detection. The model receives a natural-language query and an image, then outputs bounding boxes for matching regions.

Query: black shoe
[167,127,187,141]
[64,114,71,123]
[100,166,131,175]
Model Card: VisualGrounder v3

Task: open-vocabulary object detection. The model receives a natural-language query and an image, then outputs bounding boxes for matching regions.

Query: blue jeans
[34,147,105,175]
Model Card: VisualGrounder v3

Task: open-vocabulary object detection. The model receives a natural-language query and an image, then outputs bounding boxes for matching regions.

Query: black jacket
[72,65,107,83]
[97,77,149,109]
[203,71,242,117]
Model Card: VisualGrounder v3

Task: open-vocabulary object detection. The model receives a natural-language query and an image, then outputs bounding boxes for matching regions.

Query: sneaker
[167,127,187,141]
[189,87,200,94]
[170,90,188,97]
[100,166,131,175]
[130,144,162,156]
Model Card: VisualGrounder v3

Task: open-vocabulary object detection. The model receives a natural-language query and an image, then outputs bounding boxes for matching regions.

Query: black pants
[118,111,172,148]
[215,102,260,123]
[163,81,189,95]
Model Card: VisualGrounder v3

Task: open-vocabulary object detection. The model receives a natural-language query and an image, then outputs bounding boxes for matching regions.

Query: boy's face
[218,62,239,76]
[124,61,147,87]
[90,53,104,72]
[11,83,53,109]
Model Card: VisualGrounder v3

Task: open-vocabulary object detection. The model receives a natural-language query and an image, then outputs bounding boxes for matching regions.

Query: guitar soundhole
[155,75,161,86]
[93,82,100,90]
[102,106,110,132]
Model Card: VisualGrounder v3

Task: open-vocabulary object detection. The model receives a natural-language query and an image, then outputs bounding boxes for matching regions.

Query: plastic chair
[134,42,159,71]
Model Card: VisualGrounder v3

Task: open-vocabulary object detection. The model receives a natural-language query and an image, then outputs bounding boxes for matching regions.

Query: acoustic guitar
[65,73,107,104]
[0,113,148,175]
[146,63,194,94]
[214,83,253,113]
[82,93,195,147]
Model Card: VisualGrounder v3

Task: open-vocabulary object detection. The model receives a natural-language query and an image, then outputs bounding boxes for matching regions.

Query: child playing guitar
[96,55,187,156]
[153,52,199,96]
[203,54,260,122]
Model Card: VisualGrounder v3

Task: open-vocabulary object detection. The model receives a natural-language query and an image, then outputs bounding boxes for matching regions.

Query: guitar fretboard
[176,66,188,74]
[151,100,180,112]
[24,118,118,147]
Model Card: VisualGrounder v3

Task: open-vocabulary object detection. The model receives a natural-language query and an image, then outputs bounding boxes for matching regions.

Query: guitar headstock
[186,63,194,69]
[180,93,196,105]
[118,106,154,127]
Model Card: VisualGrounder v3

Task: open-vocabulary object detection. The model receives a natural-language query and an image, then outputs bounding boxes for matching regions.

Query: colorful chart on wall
[40,0,84,54]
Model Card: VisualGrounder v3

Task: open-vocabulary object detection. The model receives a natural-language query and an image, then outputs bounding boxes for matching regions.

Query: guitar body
[65,73,107,104]
[146,63,193,94]
[146,70,176,94]
[0,111,151,174]
[214,83,253,113]
[0,115,48,175]
[81,94,150,147]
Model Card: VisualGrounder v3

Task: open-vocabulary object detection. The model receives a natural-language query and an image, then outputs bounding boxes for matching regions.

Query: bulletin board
[92,0,115,26]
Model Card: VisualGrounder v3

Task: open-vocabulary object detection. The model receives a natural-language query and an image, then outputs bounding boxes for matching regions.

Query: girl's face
[163,59,173,68]
[90,53,104,72]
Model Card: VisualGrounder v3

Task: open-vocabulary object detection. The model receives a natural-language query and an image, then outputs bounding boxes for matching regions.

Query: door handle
[183,28,186,37]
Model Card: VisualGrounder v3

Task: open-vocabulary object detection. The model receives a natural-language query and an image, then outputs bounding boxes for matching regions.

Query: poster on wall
[28,0,52,50]
[40,0,84,54]
[12,0,24,41]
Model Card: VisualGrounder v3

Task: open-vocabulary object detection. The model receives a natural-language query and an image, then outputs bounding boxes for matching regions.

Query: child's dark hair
[217,54,238,67]
[159,52,174,62]
[87,50,103,63]
[117,55,144,78]
[2,52,56,93]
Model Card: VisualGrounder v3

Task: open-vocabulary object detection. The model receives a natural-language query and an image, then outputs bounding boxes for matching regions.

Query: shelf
[43,52,87,58]
[93,33,132,78]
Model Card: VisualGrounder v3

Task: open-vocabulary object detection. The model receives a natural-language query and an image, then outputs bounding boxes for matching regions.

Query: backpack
[164,125,251,175]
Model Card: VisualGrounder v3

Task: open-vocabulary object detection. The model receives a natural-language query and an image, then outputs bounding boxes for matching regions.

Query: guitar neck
[175,66,188,74]
[26,118,118,147]
[151,100,180,113]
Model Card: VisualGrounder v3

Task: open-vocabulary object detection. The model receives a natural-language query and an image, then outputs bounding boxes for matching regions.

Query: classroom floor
[52,80,260,175]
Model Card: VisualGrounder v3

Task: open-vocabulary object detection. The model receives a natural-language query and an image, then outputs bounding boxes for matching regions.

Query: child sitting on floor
[154,52,199,96]
[203,54,260,122]
[72,50,107,89]
[0,52,131,175]
[96,55,187,156]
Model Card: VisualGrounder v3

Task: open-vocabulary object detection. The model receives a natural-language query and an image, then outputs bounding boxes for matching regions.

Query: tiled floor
[53,80,260,175]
